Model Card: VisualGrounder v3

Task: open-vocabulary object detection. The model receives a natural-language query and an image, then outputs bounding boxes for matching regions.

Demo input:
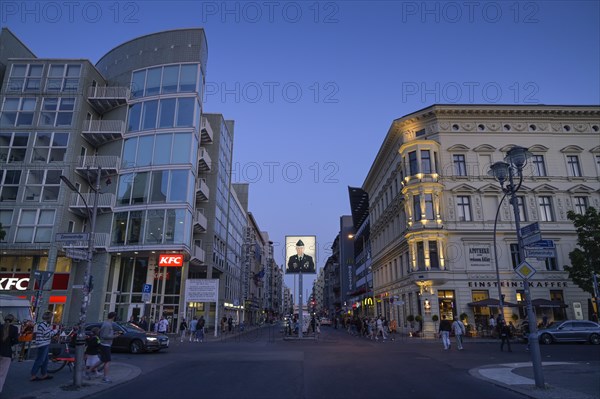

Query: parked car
[538,320,600,345]
[320,317,332,327]
[85,322,169,353]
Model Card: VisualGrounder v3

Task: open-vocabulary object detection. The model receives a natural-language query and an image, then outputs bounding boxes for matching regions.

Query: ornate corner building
[364,104,600,335]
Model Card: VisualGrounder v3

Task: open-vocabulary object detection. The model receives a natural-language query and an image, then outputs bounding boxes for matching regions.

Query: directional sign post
[515,261,537,280]
[142,284,152,303]
[526,240,555,248]
[55,232,90,242]
[525,248,557,259]
[65,248,89,261]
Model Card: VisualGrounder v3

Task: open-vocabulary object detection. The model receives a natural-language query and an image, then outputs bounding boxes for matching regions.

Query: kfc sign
[158,254,184,267]
[0,277,30,291]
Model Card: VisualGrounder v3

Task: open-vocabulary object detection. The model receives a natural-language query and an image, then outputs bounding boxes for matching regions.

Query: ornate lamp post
[489,146,545,389]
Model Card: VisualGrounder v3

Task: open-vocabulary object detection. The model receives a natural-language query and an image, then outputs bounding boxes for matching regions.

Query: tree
[0,223,5,241]
[564,208,600,295]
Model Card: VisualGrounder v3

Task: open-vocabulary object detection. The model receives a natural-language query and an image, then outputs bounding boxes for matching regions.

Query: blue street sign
[142,284,152,293]
[520,222,540,237]
[525,239,555,248]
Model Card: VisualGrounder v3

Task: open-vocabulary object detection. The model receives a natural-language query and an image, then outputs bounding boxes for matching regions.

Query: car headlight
[146,337,158,342]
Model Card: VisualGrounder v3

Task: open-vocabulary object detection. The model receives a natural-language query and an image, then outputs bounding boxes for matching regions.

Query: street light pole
[60,166,101,387]
[493,192,508,319]
[489,146,545,389]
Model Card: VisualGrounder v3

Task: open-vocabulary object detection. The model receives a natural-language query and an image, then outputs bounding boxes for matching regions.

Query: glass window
[15,209,55,243]
[142,100,158,130]
[150,171,168,203]
[532,155,546,177]
[117,173,134,205]
[0,170,21,201]
[137,135,153,166]
[127,103,142,132]
[112,212,128,245]
[545,257,558,271]
[0,132,29,163]
[179,64,197,92]
[145,67,161,96]
[408,151,418,176]
[574,196,588,215]
[158,99,176,128]
[510,243,521,268]
[39,98,74,127]
[162,65,179,94]
[145,209,164,244]
[127,211,144,244]
[429,241,439,269]
[131,70,146,98]
[32,132,68,163]
[413,195,421,221]
[1,98,36,127]
[538,196,554,221]
[567,155,582,177]
[173,133,192,164]
[24,169,60,202]
[169,170,188,202]
[421,150,431,174]
[416,242,425,271]
[176,98,194,127]
[453,154,467,176]
[122,137,137,168]
[424,194,434,220]
[153,134,172,165]
[457,196,472,221]
[131,172,149,204]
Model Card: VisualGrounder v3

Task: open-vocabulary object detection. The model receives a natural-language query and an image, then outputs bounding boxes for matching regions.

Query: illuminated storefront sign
[158,254,184,267]
[0,277,30,290]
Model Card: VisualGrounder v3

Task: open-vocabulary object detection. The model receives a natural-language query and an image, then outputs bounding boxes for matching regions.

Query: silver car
[538,320,600,345]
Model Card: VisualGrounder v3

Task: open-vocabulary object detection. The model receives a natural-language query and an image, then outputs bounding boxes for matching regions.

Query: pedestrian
[310,315,317,334]
[221,316,227,335]
[179,318,188,342]
[85,327,102,379]
[389,318,398,341]
[189,317,198,342]
[30,311,58,381]
[451,316,465,350]
[138,316,148,331]
[521,319,530,351]
[91,311,116,383]
[439,315,452,350]
[0,314,19,393]
[17,319,34,361]
[499,320,512,352]
[489,315,497,337]
[228,316,233,333]
[196,316,205,342]
[376,316,387,341]
[542,314,548,328]
[157,316,168,334]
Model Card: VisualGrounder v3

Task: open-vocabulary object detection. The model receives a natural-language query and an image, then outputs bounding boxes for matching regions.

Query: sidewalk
[1,359,141,399]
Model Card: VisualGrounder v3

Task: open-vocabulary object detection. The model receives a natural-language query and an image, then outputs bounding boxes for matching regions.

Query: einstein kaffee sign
[469,244,491,267]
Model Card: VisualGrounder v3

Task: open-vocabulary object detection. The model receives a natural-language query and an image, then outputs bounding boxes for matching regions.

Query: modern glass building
[0,28,251,331]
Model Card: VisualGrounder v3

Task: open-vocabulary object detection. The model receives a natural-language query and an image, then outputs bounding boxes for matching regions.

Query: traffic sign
[526,240,555,248]
[520,222,540,237]
[515,261,537,280]
[55,232,89,242]
[525,248,557,258]
[142,284,152,302]
[522,232,543,247]
[66,248,89,261]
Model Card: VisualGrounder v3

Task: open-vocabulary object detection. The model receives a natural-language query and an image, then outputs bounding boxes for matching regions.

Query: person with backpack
[451,316,466,350]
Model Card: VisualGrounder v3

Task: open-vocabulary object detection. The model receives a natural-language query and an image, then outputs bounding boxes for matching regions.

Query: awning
[531,298,568,308]
[467,298,519,308]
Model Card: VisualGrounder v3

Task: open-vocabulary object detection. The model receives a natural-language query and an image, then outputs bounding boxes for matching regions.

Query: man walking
[500,319,512,352]
[93,311,116,383]
[438,315,452,350]
[451,316,465,350]
[189,317,198,342]
[157,316,168,334]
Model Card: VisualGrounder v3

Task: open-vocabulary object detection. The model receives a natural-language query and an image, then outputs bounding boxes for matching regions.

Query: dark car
[538,320,600,345]
[85,322,169,353]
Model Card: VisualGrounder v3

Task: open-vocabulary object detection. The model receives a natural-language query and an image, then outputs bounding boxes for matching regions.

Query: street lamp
[60,166,101,387]
[488,146,546,389]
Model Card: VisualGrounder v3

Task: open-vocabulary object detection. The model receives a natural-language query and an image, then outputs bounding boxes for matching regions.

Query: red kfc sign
[158,254,184,267]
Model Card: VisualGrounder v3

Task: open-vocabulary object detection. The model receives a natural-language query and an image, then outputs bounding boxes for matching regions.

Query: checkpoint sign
[515,261,536,280]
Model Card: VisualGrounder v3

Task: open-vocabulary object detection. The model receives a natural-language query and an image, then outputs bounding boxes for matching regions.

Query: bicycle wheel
[47,358,66,373]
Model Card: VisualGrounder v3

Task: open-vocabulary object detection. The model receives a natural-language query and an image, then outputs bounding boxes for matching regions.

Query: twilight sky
[3,0,599,294]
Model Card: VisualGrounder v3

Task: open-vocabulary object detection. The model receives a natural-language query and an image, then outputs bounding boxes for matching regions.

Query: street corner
[469,362,599,399]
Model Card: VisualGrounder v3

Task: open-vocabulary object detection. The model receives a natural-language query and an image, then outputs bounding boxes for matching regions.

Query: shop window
[471,290,490,328]
[550,290,566,321]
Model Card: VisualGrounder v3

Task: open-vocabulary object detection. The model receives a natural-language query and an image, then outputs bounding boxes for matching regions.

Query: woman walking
[0,314,19,393]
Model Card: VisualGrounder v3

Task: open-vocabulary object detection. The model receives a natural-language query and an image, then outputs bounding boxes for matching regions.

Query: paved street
[4,326,599,399]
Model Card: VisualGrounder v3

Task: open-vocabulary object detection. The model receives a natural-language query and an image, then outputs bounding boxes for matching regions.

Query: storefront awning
[531,298,568,308]
[467,298,519,308]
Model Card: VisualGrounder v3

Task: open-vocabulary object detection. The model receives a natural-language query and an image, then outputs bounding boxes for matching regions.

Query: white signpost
[185,279,219,337]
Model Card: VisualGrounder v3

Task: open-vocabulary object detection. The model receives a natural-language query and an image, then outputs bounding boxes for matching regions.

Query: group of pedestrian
[177,316,206,342]
[343,315,394,342]
[438,315,465,350]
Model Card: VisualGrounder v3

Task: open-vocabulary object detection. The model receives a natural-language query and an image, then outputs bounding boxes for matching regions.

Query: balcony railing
[196,178,210,202]
[200,117,214,144]
[193,209,208,233]
[198,147,212,172]
[87,86,130,114]
[190,244,206,264]
[81,120,125,147]
[67,192,115,216]
[76,156,119,177]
